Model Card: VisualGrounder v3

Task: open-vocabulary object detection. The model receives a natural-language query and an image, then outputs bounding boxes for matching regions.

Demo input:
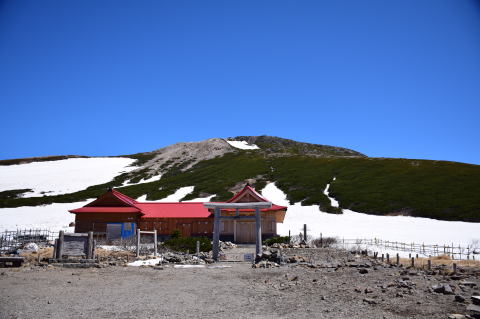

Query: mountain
[1,136,479,222]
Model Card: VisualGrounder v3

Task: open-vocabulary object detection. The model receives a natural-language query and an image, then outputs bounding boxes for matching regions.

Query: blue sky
[1,1,479,164]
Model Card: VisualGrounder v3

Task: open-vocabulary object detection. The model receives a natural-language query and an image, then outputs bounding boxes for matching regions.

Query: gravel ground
[1,249,479,319]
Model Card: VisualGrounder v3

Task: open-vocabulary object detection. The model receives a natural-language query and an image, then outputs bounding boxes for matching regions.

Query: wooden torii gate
[203,202,272,261]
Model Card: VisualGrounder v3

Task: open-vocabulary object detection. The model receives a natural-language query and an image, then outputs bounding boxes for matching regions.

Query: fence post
[396,253,400,266]
[386,253,390,263]
[411,257,414,268]
[303,224,307,242]
[196,240,200,257]
[57,231,65,260]
[53,238,59,259]
[427,259,431,270]
[453,263,457,274]
[381,254,384,262]
[154,229,158,257]
[136,229,141,258]
[87,231,94,259]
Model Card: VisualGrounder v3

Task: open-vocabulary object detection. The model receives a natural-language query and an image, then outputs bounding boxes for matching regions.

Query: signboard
[244,253,254,262]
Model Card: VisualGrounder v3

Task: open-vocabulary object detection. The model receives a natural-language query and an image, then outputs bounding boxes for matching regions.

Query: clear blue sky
[1,1,479,164]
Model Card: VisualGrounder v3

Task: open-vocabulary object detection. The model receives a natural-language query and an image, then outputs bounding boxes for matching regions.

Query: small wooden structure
[53,231,95,260]
[204,202,272,261]
[136,229,158,257]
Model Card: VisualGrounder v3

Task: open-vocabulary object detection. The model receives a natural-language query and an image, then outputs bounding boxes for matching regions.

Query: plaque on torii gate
[203,202,272,261]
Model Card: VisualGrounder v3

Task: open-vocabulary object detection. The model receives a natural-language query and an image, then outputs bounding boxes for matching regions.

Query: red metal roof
[70,207,141,214]
[227,185,268,203]
[135,202,211,218]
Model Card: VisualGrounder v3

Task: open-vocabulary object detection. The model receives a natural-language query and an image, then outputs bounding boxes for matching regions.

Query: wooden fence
[337,238,479,260]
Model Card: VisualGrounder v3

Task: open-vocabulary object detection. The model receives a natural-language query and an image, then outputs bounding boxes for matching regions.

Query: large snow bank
[0,158,137,197]
[226,140,260,150]
[0,199,92,232]
[261,182,480,249]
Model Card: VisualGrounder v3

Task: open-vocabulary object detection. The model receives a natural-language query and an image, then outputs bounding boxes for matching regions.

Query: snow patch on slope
[261,182,480,249]
[261,182,290,206]
[183,194,216,202]
[0,199,92,232]
[123,174,162,187]
[226,140,260,150]
[0,158,137,197]
[323,182,339,207]
[157,186,195,202]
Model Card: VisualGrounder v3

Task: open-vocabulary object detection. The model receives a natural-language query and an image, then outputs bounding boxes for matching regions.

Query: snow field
[226,140,260,150]
[0,157,137,197]
[261,182,480,257]
[0,199,92,232]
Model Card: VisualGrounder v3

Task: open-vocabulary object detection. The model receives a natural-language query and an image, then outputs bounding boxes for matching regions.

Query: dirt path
[0,249,478,318]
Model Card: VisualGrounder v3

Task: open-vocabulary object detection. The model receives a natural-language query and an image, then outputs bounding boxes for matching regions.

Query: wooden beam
[216,216,256,220]
[204,202,272,209]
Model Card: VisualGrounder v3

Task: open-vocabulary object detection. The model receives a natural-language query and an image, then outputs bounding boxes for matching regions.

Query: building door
[236,222,255,243]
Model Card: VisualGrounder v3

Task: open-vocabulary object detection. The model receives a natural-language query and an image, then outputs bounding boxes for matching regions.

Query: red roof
[135,203,211,218]
[70,207,141,214]
[227,185,268,203]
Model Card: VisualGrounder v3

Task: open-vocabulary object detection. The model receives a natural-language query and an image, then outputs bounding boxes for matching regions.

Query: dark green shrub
[163,237,212,253]
[170,229,181,239]
[263,236,290,246]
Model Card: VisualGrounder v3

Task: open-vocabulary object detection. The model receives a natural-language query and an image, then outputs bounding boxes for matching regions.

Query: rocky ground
[1,248,479,319]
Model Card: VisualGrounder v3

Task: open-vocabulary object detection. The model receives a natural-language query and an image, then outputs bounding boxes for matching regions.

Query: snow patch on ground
[157,186,195,202]
[0,158,137,197]
[226,140,260,150]
[261,182,480,251]
[0,199,93,232]
[128,258,163,267]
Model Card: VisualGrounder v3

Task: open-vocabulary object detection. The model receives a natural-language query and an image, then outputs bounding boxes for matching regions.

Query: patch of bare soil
[1,248,479,319]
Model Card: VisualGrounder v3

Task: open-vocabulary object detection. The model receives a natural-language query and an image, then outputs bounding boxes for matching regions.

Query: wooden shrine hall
[69,184,288,244]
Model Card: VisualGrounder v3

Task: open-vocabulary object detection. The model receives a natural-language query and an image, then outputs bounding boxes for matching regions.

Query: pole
[303,224,307,242]
[154,229,158,257]
[57,230,65,260]
[87,231,94,259]
[136,229,141,258]
[196,240,200,257]
[255,207,262,256]
[212,208,221,261]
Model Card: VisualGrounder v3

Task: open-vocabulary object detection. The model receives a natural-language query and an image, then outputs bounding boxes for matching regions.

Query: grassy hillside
[1,149,479,222]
